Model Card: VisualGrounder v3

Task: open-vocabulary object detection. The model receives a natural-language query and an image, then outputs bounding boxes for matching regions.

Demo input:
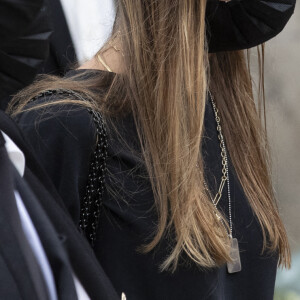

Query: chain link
[202,91,233,238]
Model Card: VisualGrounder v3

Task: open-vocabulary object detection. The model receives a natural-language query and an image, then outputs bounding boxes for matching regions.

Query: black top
[17,69,278,300]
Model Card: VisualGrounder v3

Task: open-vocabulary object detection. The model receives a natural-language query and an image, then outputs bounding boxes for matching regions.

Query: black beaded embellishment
[80,108,108,246]
[29,89,108,246]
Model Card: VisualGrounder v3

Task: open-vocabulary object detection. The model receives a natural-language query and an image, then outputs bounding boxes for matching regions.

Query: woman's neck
[78,44,124,74]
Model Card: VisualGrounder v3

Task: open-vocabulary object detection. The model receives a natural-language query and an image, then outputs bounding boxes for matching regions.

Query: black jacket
[0,134,52,300]
[0,0,76,110]
[0,0,52,110]
[41,0,76,75]
[0,110,120,300]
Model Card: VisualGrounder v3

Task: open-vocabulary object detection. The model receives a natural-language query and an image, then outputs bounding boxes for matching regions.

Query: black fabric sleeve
[206,0,296,53]
[16,98,97,225]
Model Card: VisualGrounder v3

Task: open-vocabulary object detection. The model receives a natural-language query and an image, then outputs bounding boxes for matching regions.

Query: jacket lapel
[46,0,76,74]
[0,114,120,299]
[0,136,47,300]
[15,173,78,300]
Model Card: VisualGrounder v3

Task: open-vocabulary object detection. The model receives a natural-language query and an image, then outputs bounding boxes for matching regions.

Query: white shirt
[2,132,25,176]
[2,131,90,300]
[60,0,116,63]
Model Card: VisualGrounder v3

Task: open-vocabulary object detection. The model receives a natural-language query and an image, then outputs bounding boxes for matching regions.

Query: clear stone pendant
[227,238,242,273]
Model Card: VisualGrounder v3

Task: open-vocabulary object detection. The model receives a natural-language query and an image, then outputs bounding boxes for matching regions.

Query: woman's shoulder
[15,90,98,152]
[14,68,114,155]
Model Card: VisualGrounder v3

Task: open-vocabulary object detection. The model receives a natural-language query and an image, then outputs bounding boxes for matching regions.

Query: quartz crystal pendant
[227,238,242,273]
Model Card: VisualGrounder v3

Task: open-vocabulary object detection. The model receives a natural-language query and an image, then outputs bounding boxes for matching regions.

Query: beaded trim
[28,89,108,246]
[80,108,108,246]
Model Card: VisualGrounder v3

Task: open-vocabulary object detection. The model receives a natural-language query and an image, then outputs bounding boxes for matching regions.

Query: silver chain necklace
[204,91,242,273]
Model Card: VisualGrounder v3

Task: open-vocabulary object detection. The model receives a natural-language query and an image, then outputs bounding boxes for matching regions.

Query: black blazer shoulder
[16,95,97,224]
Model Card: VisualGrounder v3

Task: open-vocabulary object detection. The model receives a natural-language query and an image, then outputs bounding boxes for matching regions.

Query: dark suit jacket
[0,111,119,300]
[41,0,77,75]
[0,0,52,110]
[0,133,51,300]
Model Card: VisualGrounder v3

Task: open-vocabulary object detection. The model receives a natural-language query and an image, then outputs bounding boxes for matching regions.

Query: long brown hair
[9,0,290,272]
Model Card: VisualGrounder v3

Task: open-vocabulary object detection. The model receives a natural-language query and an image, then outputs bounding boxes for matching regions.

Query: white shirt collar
[1,131,25,177]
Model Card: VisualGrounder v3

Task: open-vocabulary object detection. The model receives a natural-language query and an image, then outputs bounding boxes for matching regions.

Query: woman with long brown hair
[10,0,296,299]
